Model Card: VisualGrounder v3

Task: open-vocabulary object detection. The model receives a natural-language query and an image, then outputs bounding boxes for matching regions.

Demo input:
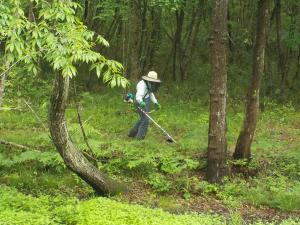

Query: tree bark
[84,0,89,20]
[293,45,300,85]
[144,6,162,72]
[179,0,202,81]
[206,0,228,183]
[0,73,6,107]
[172,9,184,81]
[0,62,8,107]
[233,0,270,160]
[139,0,148,75]
[28,1,35,22]
[128,1,142,81]
[273,0,288,96]
[49,73,125,195]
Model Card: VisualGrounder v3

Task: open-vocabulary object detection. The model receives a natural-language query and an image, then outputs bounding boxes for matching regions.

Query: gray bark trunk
[206,0,228,183]
[233,0,270,160]
[49,73,125,195]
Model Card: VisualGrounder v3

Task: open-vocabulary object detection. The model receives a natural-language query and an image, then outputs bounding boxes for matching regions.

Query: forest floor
[1,86,300,224]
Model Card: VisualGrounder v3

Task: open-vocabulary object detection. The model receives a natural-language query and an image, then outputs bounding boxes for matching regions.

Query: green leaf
[110,78,116,88]
[96,35,110,47]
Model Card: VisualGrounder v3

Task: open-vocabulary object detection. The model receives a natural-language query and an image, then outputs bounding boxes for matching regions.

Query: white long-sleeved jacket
[135,80,158,104]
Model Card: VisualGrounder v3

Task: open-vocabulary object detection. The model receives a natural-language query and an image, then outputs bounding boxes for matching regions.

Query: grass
[1,85,300,223]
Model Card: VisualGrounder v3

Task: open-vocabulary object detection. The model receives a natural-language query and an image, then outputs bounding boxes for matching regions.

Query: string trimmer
[124,93,176,143]
[137,106,176,143]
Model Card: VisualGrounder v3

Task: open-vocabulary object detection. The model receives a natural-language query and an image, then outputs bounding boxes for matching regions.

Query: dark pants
[128,98,150,140]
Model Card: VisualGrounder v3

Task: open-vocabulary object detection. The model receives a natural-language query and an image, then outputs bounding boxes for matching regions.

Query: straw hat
[142,71,161,83]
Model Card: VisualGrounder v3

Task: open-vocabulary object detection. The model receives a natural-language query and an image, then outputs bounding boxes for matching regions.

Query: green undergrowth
[1,185,299,225]
[1,88,300,213]
[0,185,224,225]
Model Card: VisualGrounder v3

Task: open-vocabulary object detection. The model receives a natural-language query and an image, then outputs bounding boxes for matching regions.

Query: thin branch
[0,55,30,78]
[23,99,48,132]
[73,81,97,162]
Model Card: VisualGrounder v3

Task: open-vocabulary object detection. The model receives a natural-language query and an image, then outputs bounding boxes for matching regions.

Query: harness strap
[143,80,153,100]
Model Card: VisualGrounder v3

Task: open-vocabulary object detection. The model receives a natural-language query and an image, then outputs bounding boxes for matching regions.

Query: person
[128,71,162,140]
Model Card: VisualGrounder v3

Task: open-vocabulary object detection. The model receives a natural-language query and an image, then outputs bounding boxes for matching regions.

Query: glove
[139,101,146,108]
[155,102,161,110]
[126,93,134,102]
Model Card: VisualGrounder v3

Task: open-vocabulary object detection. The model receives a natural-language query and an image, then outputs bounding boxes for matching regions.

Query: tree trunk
[227,2,233,62]
[206,0,228,183]
[139,0,148,75]
[179,0,202,81]
[49,73,125,195]
[172,9,184,81]
[0,62,9,107]
[84,0,89,20]
[0,73,6,107]
[233,0,270,160]
[293,45,300,86]
[28,1,35,22]
[128,1,142,81]
[273,0,288,96]
[144,6,162,72]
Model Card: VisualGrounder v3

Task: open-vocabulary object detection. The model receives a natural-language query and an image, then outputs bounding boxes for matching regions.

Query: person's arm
[150,92,158,104]
[135,81,145,104]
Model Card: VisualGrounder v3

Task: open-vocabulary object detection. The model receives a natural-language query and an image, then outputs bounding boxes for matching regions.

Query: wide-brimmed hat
[142,71,161,83]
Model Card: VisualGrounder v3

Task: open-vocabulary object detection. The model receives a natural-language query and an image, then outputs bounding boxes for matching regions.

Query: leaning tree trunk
[206,0,228,183]
[233,0,270,160]
[49,73,125,195]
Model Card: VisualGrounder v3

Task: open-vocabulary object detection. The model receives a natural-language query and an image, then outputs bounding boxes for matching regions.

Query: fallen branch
[0,139,40,152]
[0,107,20,111]
[0,140,93,162]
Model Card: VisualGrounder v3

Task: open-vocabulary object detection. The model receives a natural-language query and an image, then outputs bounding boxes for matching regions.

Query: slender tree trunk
[28,1,35,22]
[274,0,288,96]
[84,0,89,20]
[84,0,96,29]
[0,62,9,107]
[172,9,184,81]
[146,7,162,70]
[0,73,6,107]
[274,0,283,79]
[179,0,202,81]
[227,2,233,62]
[49,73,125,195]
[265,42,274,96]
[206,0,228,183]
[128,1,142,81]
[139,0,148,75]
[293,45,300,86]
[233,0,270,160]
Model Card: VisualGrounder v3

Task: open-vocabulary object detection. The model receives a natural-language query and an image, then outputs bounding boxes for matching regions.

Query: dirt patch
[122,181,300,223]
